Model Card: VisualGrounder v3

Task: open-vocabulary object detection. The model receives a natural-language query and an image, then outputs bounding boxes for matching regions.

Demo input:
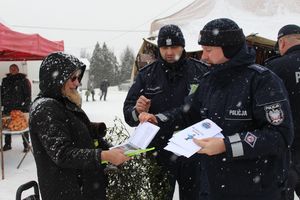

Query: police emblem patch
[264,103,284,125]
[244,132,257,148]
[166,38,172,46]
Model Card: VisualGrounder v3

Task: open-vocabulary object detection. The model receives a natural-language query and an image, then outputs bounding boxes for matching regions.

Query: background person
[1,64,31,152]
[91,87,95,101]
[85,89,90,101]
[265,24,300,200]
[100,79,109,101]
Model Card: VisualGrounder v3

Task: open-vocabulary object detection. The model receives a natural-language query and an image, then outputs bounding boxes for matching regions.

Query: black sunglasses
[70,75,81,82]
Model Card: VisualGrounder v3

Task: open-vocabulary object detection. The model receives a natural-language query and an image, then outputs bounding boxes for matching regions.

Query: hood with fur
[38,52,85,99]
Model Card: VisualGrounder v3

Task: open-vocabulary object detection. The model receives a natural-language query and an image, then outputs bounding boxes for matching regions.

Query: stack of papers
[164,119,224,158]
[111,122,160,156]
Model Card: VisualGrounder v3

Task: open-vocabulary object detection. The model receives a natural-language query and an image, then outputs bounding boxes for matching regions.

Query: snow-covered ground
[0,87,297,200]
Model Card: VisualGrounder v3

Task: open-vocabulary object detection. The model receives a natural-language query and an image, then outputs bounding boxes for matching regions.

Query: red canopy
[0,23,64,61]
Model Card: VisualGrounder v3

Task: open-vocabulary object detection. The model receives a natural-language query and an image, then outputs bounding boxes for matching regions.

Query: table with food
[2,110,29,134]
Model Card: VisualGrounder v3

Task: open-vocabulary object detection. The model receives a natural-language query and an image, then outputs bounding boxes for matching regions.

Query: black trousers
[100,90,107,101]
[5,131,30,148]
[148,149,208,200]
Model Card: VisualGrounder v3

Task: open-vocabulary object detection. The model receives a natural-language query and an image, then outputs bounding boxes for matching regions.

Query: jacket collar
[158,50,187,69]
[62,97,83,113]
[209,44,256,75]
[285,44,300,55]
[5,73,26,79]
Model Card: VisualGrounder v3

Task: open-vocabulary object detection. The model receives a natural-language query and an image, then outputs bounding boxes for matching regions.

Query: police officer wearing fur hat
[123,24,208,199]
[139,18,294,200]
[266,24,300,200]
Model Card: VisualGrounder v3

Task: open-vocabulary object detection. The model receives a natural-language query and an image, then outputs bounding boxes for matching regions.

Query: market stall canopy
[0,23,64,61]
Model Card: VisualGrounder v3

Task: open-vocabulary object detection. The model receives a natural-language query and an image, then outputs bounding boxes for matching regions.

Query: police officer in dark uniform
[265,24,300,200]
[123,24,208,200]
[139,18,294,200]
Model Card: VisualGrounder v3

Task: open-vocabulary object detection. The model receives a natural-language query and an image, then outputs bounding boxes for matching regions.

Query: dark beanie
[277,24,300,39]
[198,18,245,58]
[157,24,185,48]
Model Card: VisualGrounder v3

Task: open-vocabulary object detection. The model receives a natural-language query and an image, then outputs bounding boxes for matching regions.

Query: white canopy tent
[148,0,300,52]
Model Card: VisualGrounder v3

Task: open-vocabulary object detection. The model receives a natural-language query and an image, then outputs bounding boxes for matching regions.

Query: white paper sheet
[164,119,224,158]
[111,122,160,151]
[129,122,160,149]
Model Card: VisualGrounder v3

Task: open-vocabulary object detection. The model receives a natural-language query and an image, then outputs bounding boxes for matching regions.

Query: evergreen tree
[100,43,118,86]
[89,42,119,88]
[119,46,135,83]
[89,42,103,89]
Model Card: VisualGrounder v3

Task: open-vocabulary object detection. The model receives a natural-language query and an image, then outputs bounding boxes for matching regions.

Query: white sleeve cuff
[228,133,244,157]
[155,113,168,122]
[132,108,139,122]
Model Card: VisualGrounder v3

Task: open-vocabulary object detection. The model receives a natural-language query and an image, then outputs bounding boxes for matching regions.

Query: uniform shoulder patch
[264,103,284,125]
[248,64,268,73]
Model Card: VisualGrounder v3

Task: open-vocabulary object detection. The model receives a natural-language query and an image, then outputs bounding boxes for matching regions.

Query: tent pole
[0,85,4,180]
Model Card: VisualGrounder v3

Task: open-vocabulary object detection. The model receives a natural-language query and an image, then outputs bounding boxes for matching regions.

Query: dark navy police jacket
[266,45,300,152]
[157,46,294,200]
[123,54,208,149]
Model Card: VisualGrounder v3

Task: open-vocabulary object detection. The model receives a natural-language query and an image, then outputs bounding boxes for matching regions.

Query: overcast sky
[0,0,195,58]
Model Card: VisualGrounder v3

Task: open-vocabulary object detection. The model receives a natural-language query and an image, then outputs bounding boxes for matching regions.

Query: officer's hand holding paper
[111,122,160,157]
[164,119,224,157]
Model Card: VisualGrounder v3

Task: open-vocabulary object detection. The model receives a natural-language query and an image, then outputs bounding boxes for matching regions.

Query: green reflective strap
[189,84,199,95]
[101,147,156,164]
[125,147,155,157]
[94,139,99,147]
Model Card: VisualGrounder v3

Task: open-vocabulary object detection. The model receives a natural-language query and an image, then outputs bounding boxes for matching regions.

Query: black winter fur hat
[157,24,185,48]
[198,18,245,58]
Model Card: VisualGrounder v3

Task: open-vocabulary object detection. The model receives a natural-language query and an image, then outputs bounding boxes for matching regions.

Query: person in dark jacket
[123,24,208,200]
[29,52,130,200]
[1,64,31,152]
[91,87,95,101]
[139,18,294,200]
[100,79,109,101]
[85,89,91,101]
[265,24,300,200]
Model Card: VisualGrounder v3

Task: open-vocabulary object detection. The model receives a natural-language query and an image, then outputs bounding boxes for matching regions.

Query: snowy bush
[105,117,171,200]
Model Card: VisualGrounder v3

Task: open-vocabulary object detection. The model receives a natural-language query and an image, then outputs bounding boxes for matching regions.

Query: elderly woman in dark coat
[29,52,129,200]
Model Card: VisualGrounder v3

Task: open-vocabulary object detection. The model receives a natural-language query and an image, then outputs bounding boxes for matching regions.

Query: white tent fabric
[149,0,300,52]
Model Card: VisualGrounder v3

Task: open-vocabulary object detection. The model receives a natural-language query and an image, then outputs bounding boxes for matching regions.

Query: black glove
[97,122,107,137]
